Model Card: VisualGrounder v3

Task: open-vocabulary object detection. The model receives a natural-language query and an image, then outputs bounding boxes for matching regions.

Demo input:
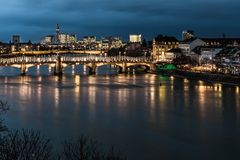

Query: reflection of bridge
[0,54,157,75]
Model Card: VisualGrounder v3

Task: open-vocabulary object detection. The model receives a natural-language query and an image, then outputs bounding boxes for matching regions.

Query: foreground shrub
[0,129,52,160]
[0,100,9,133]
[60,135,126,160]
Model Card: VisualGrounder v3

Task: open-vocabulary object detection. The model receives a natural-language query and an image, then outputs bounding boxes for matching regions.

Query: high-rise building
[129,34,142,43]
[41,35,55,44]
[69,34,77,43]
[56,24,60,44]
[101,37,124,49]
[59,34,68,44]
[182,30,194,40]
[12,35,20,44]
[59,34,77,44]
[83,36,97,44]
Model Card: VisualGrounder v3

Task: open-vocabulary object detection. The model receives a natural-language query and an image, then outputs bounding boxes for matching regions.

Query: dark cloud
[0,0,240,42]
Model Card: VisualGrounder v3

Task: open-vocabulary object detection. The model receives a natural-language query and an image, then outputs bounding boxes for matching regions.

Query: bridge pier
[88,64,96,75]
[119,62,127,73]
[150,63,157,72]
[54,55,63,75]
[20,64,27,76]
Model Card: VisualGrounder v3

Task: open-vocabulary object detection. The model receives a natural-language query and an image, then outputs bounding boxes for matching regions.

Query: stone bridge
[0,54,157,75]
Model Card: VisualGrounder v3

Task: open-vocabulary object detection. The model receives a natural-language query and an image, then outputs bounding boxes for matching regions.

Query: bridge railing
[0,55,59,65]
[0,55,153,65]
[61,55,151,62]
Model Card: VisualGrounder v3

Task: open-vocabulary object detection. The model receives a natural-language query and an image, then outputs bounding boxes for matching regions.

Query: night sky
[1,0,240,42]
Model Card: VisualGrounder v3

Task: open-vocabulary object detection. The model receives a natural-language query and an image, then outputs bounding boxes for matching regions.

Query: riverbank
[156,69,240,86]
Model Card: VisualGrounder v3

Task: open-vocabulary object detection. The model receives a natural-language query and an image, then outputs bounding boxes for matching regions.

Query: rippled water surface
[0,66,240,160]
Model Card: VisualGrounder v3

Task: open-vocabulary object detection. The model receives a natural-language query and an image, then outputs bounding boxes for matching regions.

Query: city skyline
[1,0,240,42]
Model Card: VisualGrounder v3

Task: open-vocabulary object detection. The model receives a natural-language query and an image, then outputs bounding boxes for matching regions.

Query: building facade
[12,35,20,44]
[152,35,179,62]
[129,34,142,43]
[41,35,55,44]
[182,30,194,40]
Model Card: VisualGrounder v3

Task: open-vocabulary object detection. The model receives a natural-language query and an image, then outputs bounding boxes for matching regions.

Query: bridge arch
[0,66,21,75]
[61,63,89,75]
[27,64,53,74]
[95,63,123,74]
[126,63,151,72]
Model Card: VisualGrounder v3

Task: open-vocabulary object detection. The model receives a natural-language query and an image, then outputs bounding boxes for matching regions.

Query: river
[0,66,240,160]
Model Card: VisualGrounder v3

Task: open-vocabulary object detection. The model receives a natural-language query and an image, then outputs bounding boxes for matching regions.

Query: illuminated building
[68,34,77,43]
[0,42,11,54]
[182,30,195,40]
[179,38,206,55]
[152,35,179,62]
[201,38,240,47]
[83,36,97,44]
[59,34,77,44]
[129,34,142,43]
[101,39,109,50]
[41,34,77,45]
[41,35,55,44]
[215,47,240,75]
[11,41,33,52]
[179,37,240,55]
[191,46,222,64]
[81,36,100,50]
[165,48,183,61]
[101,37,124,49]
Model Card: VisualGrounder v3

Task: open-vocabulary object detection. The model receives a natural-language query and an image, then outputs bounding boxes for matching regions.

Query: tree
[60,135,126,160]
[0,101,52,160]
[0,100,9,133]
[0,129,52,160]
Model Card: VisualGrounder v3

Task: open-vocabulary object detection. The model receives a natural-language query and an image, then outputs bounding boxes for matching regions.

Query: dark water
[0,66,240,160]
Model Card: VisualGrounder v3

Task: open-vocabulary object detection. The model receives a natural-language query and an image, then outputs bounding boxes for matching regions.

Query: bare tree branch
[59,135,126,160]
[0,100,9,133]
[0,129,52,160]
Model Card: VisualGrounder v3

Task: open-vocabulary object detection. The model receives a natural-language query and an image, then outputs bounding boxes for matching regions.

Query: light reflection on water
[0,67,239,159]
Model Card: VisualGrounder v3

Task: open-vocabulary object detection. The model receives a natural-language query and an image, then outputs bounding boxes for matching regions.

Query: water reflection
[221,87,238,130]
[116,88,128,110]
[19,83,31,101]
[197,81,207,109]
[54,76,61,108]
[36,65,40,75]
[36,77,42,106]
[236,86,239,94]
[48,66,52,73]
[87,77,97,119]
[74,76,81,106]
[0,74,239,160]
